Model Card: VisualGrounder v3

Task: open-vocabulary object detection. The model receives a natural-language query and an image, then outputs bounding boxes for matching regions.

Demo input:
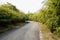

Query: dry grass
[39,23,60,40]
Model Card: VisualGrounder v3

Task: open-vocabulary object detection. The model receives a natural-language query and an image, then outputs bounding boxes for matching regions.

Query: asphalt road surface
[0,21,40,40]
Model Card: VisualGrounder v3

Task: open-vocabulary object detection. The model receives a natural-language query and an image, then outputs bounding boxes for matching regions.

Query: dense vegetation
[28,0,60,37]
[0,0,60,38]
[0,3,28,32]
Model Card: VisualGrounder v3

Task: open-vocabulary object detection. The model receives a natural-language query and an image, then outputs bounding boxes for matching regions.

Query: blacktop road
[0,21,40,40]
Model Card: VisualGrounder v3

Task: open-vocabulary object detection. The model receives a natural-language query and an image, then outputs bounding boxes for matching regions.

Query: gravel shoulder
[39,23,60,40]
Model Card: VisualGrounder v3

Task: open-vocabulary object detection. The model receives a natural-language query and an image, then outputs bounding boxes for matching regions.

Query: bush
[0,3,27,27]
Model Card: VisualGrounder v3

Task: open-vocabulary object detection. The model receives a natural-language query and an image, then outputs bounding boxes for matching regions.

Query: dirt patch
[39,23,60,40]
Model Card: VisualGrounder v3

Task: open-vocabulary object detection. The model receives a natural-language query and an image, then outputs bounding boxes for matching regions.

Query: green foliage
[0,3,27,27]
[1,3,20,12]
[28,0,60,37]
[55,27,60,37]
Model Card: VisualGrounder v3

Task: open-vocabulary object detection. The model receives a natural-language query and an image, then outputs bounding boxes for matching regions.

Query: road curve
[0,21,40,40]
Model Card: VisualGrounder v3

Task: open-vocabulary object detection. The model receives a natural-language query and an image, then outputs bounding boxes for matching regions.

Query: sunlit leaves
[28,0,60,36]
[0,3,27,25]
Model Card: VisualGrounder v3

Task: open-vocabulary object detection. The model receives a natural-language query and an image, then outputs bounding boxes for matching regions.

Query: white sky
[0,0,44,13]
